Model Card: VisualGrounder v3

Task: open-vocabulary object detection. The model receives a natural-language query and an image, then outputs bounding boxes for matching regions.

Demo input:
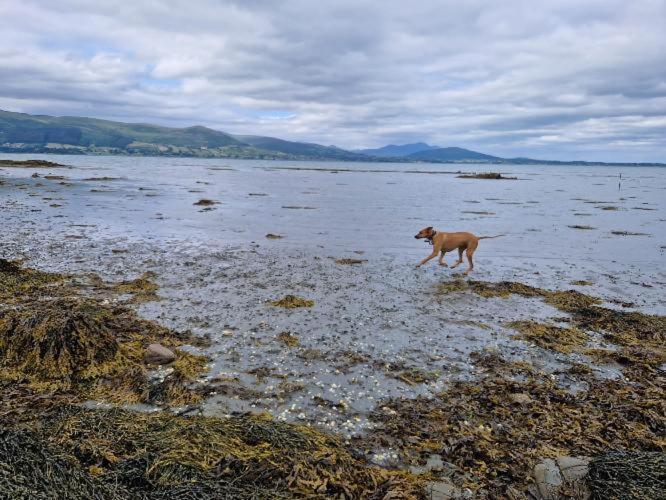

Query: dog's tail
[478,234,505,240]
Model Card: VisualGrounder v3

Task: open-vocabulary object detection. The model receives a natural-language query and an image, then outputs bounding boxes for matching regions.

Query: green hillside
[235,135,369,161]
[0,110,242,148]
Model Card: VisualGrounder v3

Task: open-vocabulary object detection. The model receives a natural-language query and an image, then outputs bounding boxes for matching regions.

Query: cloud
[0,0,665,161]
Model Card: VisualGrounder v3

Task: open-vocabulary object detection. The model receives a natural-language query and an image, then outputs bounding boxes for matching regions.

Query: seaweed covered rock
[0,298,206,404]
[0,299,122,390]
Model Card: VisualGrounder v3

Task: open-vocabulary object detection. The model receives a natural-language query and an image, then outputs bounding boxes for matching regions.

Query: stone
[425,479,461,500]
[533,458,563,500]
[509,393,533,404]
[144,343,176,365]
[409,454,446,474]
[556,456,590,482]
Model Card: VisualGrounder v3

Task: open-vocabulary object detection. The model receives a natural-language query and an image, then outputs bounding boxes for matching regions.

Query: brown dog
[414,227,503,273]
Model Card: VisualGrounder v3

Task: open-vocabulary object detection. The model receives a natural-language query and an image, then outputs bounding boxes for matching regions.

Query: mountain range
[0,110,662,166]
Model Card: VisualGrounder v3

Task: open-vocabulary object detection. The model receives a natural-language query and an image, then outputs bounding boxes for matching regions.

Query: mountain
[355,142,439,158]
[1,110,663,165]
[0,109,377,161]
[234,135,369,161]
[406,147,501,162]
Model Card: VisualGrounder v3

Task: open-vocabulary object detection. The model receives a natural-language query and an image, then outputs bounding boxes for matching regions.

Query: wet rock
[556,456,590,482]
[533,458,563,500]
[425,479,461,499]
[193,199,218,206]
[409,454,445,474]
[457,172,517,180]
[509,393,533,404]
[145,343,176,365]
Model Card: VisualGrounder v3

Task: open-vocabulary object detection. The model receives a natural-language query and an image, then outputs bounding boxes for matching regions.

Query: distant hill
[406,147,501,162]
[234,135,369,161]
[355,142,439,157]
[0,110,243,149]
[1,110,663,165]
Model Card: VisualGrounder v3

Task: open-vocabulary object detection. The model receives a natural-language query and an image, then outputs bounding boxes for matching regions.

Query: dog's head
[414,226,435,240]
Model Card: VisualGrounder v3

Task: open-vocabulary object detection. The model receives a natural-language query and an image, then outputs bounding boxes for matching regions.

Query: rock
[509,393,533,404]
[144,343,176,365]
[533,458,563,500]
[410,454,445,474]
[425,479,460,500]
[556,456,590,482]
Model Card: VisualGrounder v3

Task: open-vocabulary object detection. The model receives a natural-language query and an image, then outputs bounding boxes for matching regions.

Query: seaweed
[269,295,315,308]
[0,298,207,404]
[0,159,66,167]
[362,352,665,498]
[0,428,129,499]
[276,331,300,347]
[335,258,365,265]
[439,278,665,375]
[0,258,66,303]
[193,199,218,206]
[508,320,588,354]
[112,271,160,302]
[457,172,517,180]
[13,405,422,499]
[586,451,666,500]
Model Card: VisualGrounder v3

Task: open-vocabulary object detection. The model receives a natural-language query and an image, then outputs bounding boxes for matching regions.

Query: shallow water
[1,154,665,434]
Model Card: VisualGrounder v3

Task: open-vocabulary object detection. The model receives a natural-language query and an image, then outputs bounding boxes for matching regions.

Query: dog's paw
[439,262,448,267]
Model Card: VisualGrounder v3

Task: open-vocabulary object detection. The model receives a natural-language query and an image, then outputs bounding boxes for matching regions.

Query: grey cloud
[0,0,665,161]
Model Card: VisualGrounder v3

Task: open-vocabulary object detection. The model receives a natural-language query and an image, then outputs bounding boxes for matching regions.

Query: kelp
[457,172,517,180]
[0,298,206,405]
[276,330,300,347]
[438,279,665,368]
[269,294,315,308]
[587,451,666,500]
[112,271,160,303]
[0,159,65,167]
[335,258,365,265]
[0,258,66,303]
[362,352,665,498]
[0,428,129,499]
[0,260,207,405]
[507,320,588,354]
[0,405,422,499]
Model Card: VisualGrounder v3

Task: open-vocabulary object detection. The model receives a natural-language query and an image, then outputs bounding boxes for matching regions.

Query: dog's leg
[450,247,464,268]
[464,241,478,274]
[416,251,438,268]
[438,250,448,267]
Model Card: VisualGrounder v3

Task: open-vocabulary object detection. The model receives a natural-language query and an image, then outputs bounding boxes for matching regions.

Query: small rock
[556,456,590,482]
[144,343,176,365]
[426,479,461,500]
[410,454,445,474]
[509,393,533,404]
[533,458,563,500]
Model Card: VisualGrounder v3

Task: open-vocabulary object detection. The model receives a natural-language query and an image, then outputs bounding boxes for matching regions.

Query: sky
[1,0,665,162]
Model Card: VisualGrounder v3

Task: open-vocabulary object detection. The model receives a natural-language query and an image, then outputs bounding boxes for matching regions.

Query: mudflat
[1,154,664,498]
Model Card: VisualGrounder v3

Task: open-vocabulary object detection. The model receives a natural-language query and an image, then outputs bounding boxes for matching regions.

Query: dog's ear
[426,226,433,231]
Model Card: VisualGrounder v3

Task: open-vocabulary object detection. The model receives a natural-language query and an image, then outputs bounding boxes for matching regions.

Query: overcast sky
[1,0,665,161]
